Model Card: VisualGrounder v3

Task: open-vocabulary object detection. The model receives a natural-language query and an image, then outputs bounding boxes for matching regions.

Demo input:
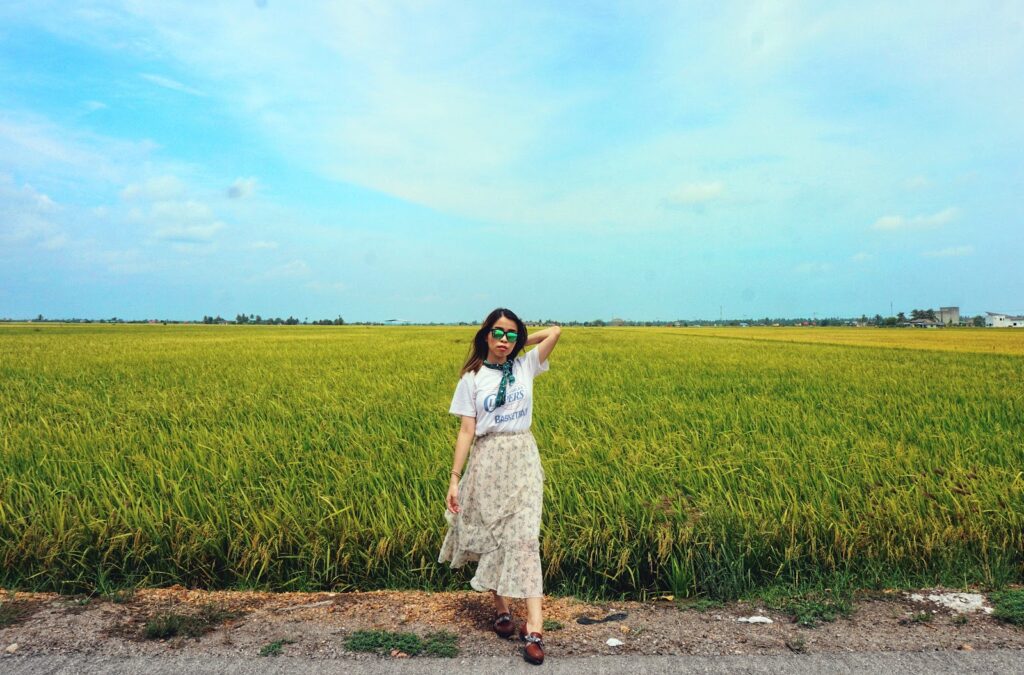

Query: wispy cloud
[139,73,205,97]
[227,177,258,199]
[0,174,63,248]
[263,259,310,279]
[922,245,973,258]
[872,207,959,230]
[147,200,223,243]
[667,181,726,205]
[795,261,833,274]
[122,175,185,201]
[306,280,347,293]
[850,252,872,262]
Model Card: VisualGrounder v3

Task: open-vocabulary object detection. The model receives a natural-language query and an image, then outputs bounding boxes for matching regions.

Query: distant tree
[333,315,345,325]
[925,308,937,321]
[973,315,985,327]
[236,313,249,324]
[592,319,606,327]
[873,314,883,325]
[897,312,907,323]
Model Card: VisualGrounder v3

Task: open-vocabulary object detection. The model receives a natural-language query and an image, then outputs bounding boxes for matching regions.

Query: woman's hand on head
[446,482,460,514]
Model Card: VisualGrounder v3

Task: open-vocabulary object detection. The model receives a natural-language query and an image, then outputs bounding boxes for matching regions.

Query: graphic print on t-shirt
[483,383,526,412]
[448,347,550,436]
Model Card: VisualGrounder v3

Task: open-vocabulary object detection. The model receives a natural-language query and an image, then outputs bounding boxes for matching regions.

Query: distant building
[938,306,960,325]
[985,312,1024,328]
[909,318,942,328]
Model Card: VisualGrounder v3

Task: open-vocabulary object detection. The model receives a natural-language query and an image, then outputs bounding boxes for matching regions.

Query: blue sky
[1,1,1021,322]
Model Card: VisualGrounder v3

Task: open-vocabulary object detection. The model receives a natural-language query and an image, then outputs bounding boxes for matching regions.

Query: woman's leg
[525,595,543,633]
[492,589,510,614]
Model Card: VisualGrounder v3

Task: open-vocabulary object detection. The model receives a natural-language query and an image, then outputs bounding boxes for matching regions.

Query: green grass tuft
[345,630,424,656]
[991,589,1024,625]
[143,603,239,640]
[423,630,459,657]
[344,629,459,658]
[259,638,297,656]
[775,589,853,628]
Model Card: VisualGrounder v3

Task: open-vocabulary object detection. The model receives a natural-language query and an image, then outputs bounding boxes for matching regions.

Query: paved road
[2,650,1022,674]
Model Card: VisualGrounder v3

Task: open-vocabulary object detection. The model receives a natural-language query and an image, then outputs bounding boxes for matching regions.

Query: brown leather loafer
[493,612,515,639]
[519,622,545,664]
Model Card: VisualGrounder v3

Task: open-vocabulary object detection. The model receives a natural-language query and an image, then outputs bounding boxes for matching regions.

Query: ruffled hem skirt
[437,429,544,598]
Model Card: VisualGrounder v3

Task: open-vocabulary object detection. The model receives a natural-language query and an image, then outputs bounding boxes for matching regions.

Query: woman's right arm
[446,415,476,513]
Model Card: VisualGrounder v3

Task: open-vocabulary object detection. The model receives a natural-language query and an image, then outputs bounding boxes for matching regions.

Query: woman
[438,307,561,665]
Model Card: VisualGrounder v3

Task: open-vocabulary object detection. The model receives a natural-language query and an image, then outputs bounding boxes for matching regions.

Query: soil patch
[1,586,1022,660]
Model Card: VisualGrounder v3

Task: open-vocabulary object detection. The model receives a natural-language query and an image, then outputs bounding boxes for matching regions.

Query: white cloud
[0,174,64,247]
[306,280,347,293]
[122,175,186,201]
[871,207,959,230]
[794,261,833,274]
[0,111,153,184]
[227,177,258,199]
[265,259,310,278]
[139,73,205,97]
[155,222,224,243]
[922,245,973,258]
[668,181,726,205]
[149,199,213,224]
[148,200,223,243]
[39,234,68,250]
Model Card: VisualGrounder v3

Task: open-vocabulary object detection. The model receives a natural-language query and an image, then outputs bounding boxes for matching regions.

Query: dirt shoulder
[1,586,1022,661]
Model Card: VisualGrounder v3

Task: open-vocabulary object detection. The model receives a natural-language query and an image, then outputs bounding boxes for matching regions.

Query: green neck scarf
[482,357,516,407]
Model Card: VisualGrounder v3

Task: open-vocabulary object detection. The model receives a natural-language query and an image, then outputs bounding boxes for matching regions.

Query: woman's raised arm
[532,325,561,364]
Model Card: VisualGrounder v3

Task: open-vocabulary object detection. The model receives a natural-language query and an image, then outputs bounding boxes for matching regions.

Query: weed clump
[143,603,239,640]
[344,629,458,658]
[991,589,1024,625]
[259,638,297,656]
[778,590,853,627]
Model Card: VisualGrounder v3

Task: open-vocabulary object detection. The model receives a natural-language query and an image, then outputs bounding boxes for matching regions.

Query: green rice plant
[0,324,1021,601]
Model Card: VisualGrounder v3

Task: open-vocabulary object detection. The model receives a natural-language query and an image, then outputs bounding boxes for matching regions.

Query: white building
[938,306,960,325]
[985,312,1024,328]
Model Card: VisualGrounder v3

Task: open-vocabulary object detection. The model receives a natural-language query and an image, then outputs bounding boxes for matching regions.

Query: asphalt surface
[1,650,1023,674]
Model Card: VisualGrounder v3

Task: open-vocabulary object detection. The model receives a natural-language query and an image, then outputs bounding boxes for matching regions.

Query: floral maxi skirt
[437,429,544,598]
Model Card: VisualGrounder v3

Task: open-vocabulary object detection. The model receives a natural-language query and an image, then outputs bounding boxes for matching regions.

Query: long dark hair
[459,307,528,376]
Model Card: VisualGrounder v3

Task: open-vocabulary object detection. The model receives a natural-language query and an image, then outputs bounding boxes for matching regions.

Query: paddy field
[1,324,1021,599]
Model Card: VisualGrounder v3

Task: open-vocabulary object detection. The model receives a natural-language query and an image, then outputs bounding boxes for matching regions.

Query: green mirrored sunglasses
[490,328,518,342]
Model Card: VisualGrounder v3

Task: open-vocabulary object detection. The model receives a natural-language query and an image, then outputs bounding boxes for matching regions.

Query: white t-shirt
[449,347,550,435]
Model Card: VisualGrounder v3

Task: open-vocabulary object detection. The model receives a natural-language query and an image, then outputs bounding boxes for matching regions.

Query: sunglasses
[490,328,519,342]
